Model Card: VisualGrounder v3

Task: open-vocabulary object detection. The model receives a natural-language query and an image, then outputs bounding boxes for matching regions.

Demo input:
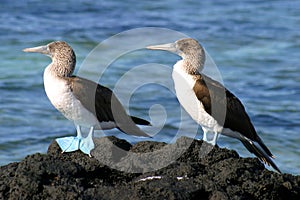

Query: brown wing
[67,76,149,137]
[193,74,273,156]
[68,76,116,122]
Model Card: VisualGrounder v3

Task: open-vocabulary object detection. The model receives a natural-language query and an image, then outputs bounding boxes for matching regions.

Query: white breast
[172,60,222,133]
[43,66,102,128]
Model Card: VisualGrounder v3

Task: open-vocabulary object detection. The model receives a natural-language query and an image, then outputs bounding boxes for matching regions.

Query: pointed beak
[146,42,178,54]
[23,45,50,55]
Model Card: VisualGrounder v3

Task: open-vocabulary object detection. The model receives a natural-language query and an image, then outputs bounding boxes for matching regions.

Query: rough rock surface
[0,136,299,200]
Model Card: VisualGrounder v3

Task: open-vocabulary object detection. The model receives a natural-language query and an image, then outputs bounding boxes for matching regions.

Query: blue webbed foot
[56,136,81,152]
[56,125,95,156]
[56,136,95,156]
[79,137,95,157]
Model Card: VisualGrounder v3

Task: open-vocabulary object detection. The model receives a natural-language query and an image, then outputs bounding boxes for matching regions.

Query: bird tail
[109,94,151,137]
[117,125,150,138]
[240,137,281,173]
[130,116,151,126]
[115,115,151,138]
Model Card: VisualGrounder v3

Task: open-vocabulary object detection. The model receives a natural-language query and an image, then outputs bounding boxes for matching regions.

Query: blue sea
[0,0,299,174]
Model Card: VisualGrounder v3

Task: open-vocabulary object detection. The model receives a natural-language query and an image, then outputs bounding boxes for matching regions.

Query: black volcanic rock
[0,136,299,200]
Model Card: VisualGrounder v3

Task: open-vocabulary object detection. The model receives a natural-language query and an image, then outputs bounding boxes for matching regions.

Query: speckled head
[23,41,76,77]
[175,39,204,58]
[147,38,206,73]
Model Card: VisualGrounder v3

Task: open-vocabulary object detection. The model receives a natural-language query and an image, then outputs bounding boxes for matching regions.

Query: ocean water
[0,0,299,174]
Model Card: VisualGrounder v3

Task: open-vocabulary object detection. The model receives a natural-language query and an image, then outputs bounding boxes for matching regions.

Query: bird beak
[23,45,50,55]
[146,42,178,54]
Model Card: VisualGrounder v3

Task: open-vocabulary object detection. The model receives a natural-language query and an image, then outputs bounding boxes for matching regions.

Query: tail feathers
[130,116,151,126]
[117,126,150,138]
[241,138,281,173]
[255,136,274,158]
[117,116,151,138]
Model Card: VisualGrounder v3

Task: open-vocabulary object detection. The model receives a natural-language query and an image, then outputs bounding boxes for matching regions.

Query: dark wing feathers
[193,74,273,157]
[192,74,281,172]
[131,116,151,125]
[67,76,150,137]
[68,76,115,122]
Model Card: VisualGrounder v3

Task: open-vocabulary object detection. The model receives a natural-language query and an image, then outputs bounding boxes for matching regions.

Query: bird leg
[203,130,208,141]
[210,132,219,146]
[202,128,219,146]
[76,125,83,138]
[202,127,209,142]
[79,126,95,157]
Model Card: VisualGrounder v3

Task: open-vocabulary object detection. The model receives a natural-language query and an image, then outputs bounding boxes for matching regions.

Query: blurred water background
[0,0,299,174]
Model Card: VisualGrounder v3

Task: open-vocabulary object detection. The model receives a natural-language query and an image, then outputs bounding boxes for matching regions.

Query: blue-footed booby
[23,41,150,156]
[147,38,281,173]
